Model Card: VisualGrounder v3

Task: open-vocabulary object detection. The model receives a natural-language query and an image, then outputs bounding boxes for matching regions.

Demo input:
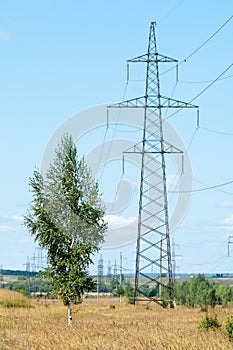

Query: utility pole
[113,260,117,276]
[97,270,99,302]
[0,265,3,288]
[119,252,123,304]
[107,260,112,277]
[97,254,104,295]
[108,22,198,307]
[24,256,31,295]
[228,236,233,257]
[172,239,183,279]
[25,256,30,280]
[36,246,44,271]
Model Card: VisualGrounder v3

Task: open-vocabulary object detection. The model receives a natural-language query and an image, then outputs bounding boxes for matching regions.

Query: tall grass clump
[0,289,32,308]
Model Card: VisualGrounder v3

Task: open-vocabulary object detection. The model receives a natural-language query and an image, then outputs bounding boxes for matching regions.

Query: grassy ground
[1,290,233,349]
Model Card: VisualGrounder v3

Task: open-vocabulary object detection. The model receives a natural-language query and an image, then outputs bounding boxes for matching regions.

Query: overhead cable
[169,179,233,194]
[165,63,233,121]
[161,15,233,76]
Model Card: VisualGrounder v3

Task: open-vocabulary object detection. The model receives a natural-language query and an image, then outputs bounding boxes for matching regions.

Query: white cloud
[0,30,12,40]
[0,225,16,232]
[223,214,233,225]
[11,214,24,222]
[102,216,138,249]
[221,214,233,231]
[104,214,137,228]
[219,201,233,208]
[0,213,24,223]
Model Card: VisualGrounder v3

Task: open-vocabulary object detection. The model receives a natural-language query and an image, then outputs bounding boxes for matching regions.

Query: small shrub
[226,316,233,340]
[200,305,208,312]
[109,304,115,309]
[199,315,221,330]
[161,300,169,308]
[124,283,134,304]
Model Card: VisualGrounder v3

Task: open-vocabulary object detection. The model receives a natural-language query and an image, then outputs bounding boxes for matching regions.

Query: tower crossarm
[123,142,182,155]
[107,96,146,109]
[159,95,198,109]
[108,95,198,110]
[127,53,178,63]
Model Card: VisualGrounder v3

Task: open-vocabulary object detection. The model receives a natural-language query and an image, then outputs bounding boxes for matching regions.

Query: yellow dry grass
[1,290,233,349]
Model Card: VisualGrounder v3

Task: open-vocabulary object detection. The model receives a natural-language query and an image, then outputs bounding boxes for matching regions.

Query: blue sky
[1,1,233,275]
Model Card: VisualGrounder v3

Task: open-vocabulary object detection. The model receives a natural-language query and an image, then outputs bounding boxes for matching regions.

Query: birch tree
[24,134,107,326]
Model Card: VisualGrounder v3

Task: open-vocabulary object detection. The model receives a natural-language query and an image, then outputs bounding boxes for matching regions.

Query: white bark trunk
[68,302,72,326]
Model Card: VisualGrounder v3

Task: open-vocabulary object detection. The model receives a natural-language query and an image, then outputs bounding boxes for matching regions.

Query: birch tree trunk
[68,301,72,326]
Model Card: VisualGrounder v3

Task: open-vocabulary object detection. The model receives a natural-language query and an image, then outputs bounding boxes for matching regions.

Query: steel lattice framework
[108,22,198,307]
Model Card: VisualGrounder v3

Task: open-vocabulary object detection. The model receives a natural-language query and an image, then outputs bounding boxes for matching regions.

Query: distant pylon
[0,265,3,288]
[98,254,104,279]
[25,256,30,280]
[113,260,117,276]
[107,261,112,277]
[108,22,198,307]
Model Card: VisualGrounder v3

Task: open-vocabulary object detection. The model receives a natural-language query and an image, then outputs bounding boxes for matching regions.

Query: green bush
[226,316,233,340]
[199,315,221,330]
[124,283,134,304]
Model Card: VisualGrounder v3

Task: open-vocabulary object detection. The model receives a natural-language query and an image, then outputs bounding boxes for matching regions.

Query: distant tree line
[2,276,53,296]
[2,269,37,277]
[174,274,233,308]
[3,272,233,308]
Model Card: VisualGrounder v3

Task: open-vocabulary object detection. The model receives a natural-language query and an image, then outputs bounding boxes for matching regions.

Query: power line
[161,15,233,76]
[179,73,233,84]
[187,127,199,151]
[207,255,229,273]
[189,64,233,104]
[165,63,233,121]
[126,17,233,125]
[194,178,233,195]
[200,126,233,136]
[97,81,129,182]
[169,179,233,194]
[159,0,186,24]
[184,15,233,62]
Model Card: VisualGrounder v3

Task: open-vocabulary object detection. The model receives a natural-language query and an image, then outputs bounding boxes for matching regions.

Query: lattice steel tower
[108,22,198,306]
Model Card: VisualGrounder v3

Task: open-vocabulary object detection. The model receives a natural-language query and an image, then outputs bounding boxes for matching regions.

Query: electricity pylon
[108,22,198,307]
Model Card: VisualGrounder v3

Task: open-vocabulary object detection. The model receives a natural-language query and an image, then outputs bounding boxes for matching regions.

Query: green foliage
[46,243,97,305]
[199,315,221,330]
[139,285,150,297]
[124,283,134,304]
[117,285,124,296]
[109,275,126,295]
[226,316,233,340]
[24,134,107,306]
[175,275,233,308]
[110,276,119,290]
[4,276,53,296]
[18,276,27,281]
[216,284,233,307]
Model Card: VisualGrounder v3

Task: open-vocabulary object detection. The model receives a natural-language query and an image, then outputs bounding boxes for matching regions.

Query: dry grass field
[1,290,233,349]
